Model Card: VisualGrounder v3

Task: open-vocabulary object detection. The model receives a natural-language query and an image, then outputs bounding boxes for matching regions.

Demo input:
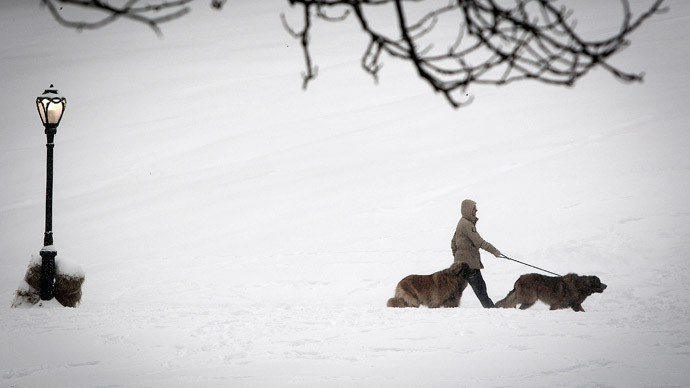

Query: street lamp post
[36,85,66,301]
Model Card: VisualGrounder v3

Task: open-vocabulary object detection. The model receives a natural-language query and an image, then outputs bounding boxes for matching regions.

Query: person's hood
[461,199,477,222]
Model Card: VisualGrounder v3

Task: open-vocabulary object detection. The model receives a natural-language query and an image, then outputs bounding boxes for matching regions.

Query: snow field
[1,0,689,387]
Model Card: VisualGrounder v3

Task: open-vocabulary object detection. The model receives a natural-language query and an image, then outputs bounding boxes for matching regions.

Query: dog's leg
[519,301,536,310]
[571,303,585,312]
[404,298,421,307]
[442,294,460,308]
[399,292,421,308]
[395,282,423,308]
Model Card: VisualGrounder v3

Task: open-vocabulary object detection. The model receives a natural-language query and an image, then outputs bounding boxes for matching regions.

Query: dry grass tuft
[11,257,85,308]
[54,272,85,307]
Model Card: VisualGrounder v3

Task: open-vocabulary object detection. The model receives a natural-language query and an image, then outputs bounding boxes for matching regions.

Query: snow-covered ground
[1,0,689,386]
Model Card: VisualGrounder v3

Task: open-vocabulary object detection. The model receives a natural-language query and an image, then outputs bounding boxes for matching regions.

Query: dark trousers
[467,269,494,308]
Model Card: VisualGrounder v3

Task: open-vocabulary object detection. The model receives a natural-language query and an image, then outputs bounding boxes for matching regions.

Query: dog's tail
[494,289,517,308]
[387,297,409,308]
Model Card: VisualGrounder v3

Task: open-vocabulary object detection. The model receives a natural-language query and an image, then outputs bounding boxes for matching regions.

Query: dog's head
[589,276,607,293]
[449,262,472,279]
[575,275,607,294]
[566,274,607,295]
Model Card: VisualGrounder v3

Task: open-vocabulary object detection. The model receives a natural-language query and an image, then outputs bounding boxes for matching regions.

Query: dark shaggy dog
[494,273,607,312]
[387,263,472,308]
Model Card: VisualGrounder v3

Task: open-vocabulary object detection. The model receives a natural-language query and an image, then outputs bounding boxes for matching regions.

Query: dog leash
[499,254,562,277]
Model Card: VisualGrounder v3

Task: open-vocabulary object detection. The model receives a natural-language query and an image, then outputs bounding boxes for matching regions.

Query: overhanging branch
[40,0,667,107]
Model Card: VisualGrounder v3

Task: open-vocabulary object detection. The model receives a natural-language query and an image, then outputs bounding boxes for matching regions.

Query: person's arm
[464,223,501,257]
[480,241,502,257]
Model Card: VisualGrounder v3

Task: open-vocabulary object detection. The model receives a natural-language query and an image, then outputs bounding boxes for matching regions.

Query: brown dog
[495,273,607,312]
[386,262,472,308]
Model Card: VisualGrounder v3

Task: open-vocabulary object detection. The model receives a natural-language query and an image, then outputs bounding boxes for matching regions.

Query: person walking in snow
[451,199,503,308]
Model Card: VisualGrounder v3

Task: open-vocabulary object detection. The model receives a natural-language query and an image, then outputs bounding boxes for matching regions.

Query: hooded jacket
[451,199,501,269]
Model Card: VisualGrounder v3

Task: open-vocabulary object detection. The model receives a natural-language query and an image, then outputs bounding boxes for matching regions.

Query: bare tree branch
[40,0,667,107]
[41,0,194,36]
[281,6,319,89]
[286,0,666,107]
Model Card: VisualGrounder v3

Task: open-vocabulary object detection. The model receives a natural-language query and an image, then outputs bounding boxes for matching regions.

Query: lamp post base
[39,246,57,300]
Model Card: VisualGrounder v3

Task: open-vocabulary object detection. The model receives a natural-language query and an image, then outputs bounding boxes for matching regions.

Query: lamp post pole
[39,124,57,300]
[36,85,66,301]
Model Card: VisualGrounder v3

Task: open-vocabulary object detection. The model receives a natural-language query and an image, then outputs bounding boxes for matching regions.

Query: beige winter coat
[451,199,501,269]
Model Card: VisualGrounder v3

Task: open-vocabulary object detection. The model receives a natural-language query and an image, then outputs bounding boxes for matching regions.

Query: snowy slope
[1,0,689,387]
